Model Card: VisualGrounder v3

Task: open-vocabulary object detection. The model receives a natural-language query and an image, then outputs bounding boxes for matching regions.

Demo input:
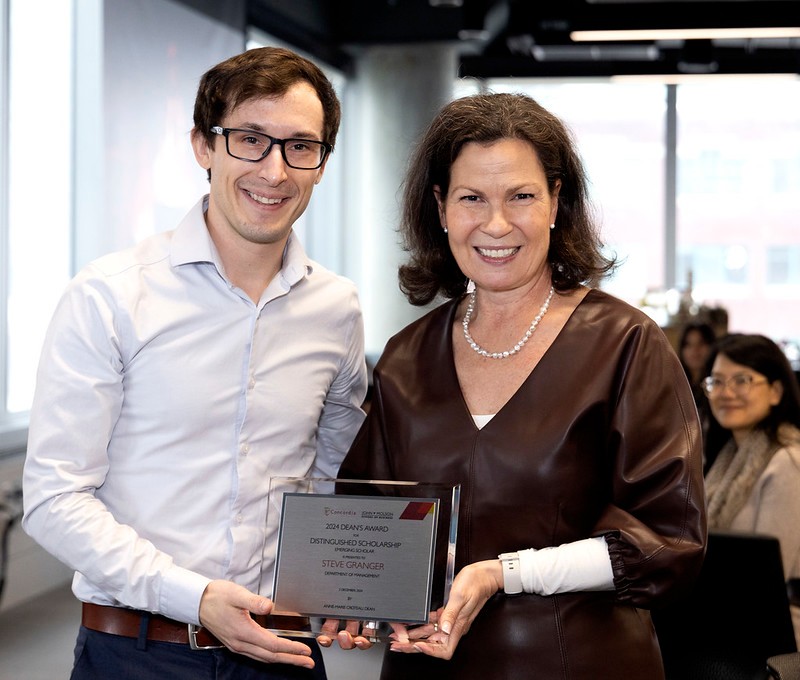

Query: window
[676,80,800,343]
[766,246,800,286]
[488,80,666,306]
[1,0,73,454]
[0,0,243,455]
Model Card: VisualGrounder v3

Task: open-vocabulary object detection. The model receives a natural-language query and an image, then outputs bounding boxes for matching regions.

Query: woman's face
[681,329,712,376]
[706,353,783,443]
[434,138,560,296]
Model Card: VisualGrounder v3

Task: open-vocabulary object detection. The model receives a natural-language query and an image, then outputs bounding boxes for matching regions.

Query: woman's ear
[433,185,446,229]
[769,380,784,407]
[550,178,562,225]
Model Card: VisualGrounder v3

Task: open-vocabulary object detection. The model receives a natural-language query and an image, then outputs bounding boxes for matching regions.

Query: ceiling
[246,0,800,79]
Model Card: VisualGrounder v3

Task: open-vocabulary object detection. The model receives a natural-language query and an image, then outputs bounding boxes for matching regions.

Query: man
[22,47,367,679]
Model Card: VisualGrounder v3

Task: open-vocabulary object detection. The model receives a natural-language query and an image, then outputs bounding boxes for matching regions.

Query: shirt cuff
[159,565,213,625]
[518,536,615,595]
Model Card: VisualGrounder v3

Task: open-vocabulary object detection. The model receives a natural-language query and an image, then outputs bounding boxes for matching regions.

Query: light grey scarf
[705,430,778,529]
[705,424,800,529]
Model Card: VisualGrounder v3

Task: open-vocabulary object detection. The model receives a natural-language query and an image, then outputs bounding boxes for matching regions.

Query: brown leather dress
[339,289,707,680]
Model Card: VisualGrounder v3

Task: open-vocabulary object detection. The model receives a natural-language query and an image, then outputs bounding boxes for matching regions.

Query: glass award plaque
[262,477,460,641]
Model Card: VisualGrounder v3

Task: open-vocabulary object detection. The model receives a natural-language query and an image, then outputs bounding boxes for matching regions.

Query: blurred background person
[679,321,717,400]
[703,332,800,647]
[678,321,717,468]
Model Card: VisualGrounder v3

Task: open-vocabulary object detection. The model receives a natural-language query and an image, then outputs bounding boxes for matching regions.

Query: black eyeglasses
[702,374,769,397]
[210,126,331,170]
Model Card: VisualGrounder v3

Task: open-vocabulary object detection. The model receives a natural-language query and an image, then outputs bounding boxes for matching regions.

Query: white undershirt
[472,414,616,594]
[472,414,495,429]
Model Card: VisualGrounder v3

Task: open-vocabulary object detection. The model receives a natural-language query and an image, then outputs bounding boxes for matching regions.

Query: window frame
[0,0,28,457]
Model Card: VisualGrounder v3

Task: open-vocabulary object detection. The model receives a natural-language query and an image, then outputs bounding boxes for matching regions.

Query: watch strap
[498,551,523,595]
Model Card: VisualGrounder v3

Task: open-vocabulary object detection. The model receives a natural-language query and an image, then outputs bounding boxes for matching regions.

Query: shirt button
[248,377,256,390]
[241,443,250,456]
[235,514,243,524]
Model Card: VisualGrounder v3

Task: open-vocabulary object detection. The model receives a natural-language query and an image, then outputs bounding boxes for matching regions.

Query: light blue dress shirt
[22,196,367,626]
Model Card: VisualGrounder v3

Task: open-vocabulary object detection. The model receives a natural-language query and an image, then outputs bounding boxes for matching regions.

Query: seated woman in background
[678,322,717,467]
[703,332,800,647]
[679,321,716,401]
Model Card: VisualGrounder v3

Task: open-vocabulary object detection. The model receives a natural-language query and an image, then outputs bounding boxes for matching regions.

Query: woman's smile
[476,246,520,260]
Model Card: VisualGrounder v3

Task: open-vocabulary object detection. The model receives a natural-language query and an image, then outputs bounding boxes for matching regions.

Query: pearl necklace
[462,286,555,359]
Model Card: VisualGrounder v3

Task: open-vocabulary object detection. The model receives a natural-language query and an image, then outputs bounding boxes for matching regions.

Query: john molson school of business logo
[399,501,435,521]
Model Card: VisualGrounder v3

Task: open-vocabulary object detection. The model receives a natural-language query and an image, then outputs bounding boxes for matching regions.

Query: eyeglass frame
[702,373,770,397]
[210,126,332,170]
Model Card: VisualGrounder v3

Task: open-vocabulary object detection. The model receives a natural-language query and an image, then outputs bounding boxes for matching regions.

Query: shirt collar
[170,195,314,289]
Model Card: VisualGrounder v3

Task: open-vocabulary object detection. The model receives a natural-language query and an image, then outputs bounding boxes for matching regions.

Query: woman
[678,321,717,468]
[703,333,800,647]
[336,93,706,679]
[679,322,716,396]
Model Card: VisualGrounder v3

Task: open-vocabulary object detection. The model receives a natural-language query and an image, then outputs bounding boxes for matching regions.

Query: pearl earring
[550,223,555,230]
[443,227,448,233]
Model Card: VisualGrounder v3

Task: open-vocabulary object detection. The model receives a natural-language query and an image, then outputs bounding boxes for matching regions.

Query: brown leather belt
[82,602,309,649]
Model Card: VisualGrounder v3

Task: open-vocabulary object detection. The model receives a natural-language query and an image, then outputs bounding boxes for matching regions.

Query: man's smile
[246,190,286,205]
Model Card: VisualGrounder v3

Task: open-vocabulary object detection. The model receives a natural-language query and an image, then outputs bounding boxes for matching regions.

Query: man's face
[193,81,327,249]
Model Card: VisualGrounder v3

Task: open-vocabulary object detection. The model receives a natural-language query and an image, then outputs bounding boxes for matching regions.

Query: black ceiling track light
[245,0,800,79]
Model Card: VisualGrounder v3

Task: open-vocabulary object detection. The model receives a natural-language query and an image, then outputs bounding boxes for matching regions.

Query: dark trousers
[70,627,328,680]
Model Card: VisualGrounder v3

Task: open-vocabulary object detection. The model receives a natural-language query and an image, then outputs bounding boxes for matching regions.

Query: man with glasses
[22,47,367,679]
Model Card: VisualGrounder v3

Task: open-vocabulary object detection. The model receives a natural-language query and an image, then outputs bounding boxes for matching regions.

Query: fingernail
[442,621,451,634]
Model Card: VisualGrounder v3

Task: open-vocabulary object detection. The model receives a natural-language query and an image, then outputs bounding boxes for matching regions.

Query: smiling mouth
[476,247,519,258]
[246,190,285,205]
[714,404,745,415]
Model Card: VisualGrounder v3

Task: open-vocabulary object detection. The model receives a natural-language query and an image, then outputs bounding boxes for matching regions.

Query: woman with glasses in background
[703,332,800,647]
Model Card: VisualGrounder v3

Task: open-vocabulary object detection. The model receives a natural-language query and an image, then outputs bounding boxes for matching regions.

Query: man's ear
[191,129,212,173]
[313,156,328,185]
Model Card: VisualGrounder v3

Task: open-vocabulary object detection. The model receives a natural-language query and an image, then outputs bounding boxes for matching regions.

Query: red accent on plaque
[399,501,435,520]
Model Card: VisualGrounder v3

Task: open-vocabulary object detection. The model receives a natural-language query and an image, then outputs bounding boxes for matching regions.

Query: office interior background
[1,0,799,630]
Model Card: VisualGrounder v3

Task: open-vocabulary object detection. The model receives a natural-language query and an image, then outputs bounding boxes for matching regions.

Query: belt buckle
[187,623,224,650]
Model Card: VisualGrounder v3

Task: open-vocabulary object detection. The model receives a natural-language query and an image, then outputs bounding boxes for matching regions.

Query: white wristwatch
[498,552,523,595]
